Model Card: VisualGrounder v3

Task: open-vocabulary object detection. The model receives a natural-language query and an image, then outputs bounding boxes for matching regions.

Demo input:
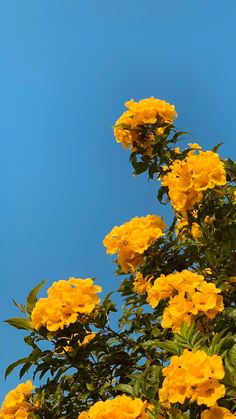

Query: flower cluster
[103,215,166,273]
[114,97,177,151]
[78,394,151,419]
[162,150,226,214]
[31,278,102,332]
[147,270,224,331]
[201,406,236,418]
[159,349,225,407]
[0,380,35,418]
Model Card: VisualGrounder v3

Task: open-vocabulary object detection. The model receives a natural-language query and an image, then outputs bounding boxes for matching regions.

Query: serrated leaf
[26,280,46,315]
[4,317,33,331]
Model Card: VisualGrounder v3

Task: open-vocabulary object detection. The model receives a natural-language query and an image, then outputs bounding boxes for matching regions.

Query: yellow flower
[80,332,96,346]
[133,272,151,294]
[0,380,35,418]
[147,270,223,331]
[159,350,225,407]
[162,294,194,332]
[191,379,225,407]
[147,270,204,307]
[31,278,102,332]
[201,406,236,418]
[188,142,202,150]
[162,150,226,213]
[103,215,166,273]
[78,394,151,419]
[204,215,215,224]
[191,222,202,240]
[113,97,177,152]
[175,218,188,236]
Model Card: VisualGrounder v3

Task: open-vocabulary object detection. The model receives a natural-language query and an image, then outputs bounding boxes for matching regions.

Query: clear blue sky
[1,0,236,400]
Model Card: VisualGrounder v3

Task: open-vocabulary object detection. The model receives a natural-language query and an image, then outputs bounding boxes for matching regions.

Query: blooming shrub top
[103,215,166,273]
[159,349,225,407]
[114,97,177,151]
[146,270,224,331]
[31,278,102,332]
[162,150,226,214]
[0,380,34,418]
[3,96,236,418]
[78,395,151,419]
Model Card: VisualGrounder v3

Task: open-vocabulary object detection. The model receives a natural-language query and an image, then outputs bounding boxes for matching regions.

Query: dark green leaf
[4,317,33,331]
[26,280,46,315]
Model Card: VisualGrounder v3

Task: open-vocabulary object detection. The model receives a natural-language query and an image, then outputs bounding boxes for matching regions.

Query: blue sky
[1,0,236,400]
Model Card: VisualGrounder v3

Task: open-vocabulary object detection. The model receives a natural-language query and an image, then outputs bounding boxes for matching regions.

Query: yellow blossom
[0,380,35,418]
[103,215,166,273]
[175,218,188,236]
[162,150,226,213]
[78,394,151,419]
[191,222,202,240]
[188,142,202,150]
[133,272,151,294]
[204,215,215,224]
[114,97,177,152]
[201,406,236,418]
[159,350,225,407]
[31,278,102,332]
[147,270,223,331]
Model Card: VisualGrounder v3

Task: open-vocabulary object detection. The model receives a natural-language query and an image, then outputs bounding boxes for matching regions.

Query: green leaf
[171,131,190,143]
[229,344,236,367]
[19,363,33,379]
[133,162,148,175]
[4,317,33,331]
[157,340,180,355]
[157,186,169,204]
[5,357,29,379]
[141,340,160,349]
[12,299,27,315]
[26,280,46,315]
[212,142,224,153]
[115,384,134,396]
